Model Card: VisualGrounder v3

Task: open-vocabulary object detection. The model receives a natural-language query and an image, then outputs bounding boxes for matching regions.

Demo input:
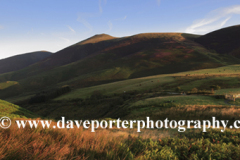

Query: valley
[1,25,240,159]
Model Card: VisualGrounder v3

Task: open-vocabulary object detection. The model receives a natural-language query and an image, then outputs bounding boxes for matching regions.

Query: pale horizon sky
[0,0,240,59]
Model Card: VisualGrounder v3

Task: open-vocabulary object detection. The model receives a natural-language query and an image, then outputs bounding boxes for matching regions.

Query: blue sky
[0,0,240,59]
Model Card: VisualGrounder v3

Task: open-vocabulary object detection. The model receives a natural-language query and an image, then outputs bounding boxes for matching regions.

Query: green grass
[229,98,240,105]
[55,75,174,100]
[175,76,240,91]
[131,95,227,107]
[5,94,34,104]
[179,64,240,75]
[0,99,37,118]
[228,98,240,105]
[55,64,240,100]
[215,88,240,95]
[0,81,18,90]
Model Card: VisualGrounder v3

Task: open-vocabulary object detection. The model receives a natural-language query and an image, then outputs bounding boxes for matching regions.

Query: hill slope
[196,25,240,57]
[0,51,52,74]
[0,99,37,118]
[35,34,117,68]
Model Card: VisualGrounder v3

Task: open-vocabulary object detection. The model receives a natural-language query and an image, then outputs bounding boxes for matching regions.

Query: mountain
[0,51,52,74]
[195,25,240,57]
[12,32,238,76]
[0,30,240,99]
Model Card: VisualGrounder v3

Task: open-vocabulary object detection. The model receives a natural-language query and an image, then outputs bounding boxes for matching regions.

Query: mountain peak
[92,33,113,37]
[78,33,116,45]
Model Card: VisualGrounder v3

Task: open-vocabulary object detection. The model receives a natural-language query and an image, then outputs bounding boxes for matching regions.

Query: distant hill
[0,51,52,74]
[16,32,239,74]
[196,25,240,57]
[0,29,240,99]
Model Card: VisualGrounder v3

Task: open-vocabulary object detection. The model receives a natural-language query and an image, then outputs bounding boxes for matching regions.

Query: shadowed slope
[196,25,240,57]
[0,51,52,74]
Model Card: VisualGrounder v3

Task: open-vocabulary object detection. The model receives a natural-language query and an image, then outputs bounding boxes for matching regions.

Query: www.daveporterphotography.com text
[8,117,240,133]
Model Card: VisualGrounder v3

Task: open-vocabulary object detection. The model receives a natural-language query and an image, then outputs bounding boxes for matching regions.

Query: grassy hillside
[16,65,240,122]
[0,99,37,118]
[131,95,227,107]
[215,87,240,95]
[0,51,52,74]
[53,64,240,100]
[0,81,18,90]
[1,32,240,100]
[196,25,240,57]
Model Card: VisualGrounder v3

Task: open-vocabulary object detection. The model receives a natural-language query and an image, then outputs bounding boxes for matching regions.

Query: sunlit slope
[0,99,37,118]
[0,81,18,90]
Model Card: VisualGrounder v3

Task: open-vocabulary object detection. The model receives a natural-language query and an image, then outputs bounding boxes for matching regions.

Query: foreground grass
[1,120,240,159]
